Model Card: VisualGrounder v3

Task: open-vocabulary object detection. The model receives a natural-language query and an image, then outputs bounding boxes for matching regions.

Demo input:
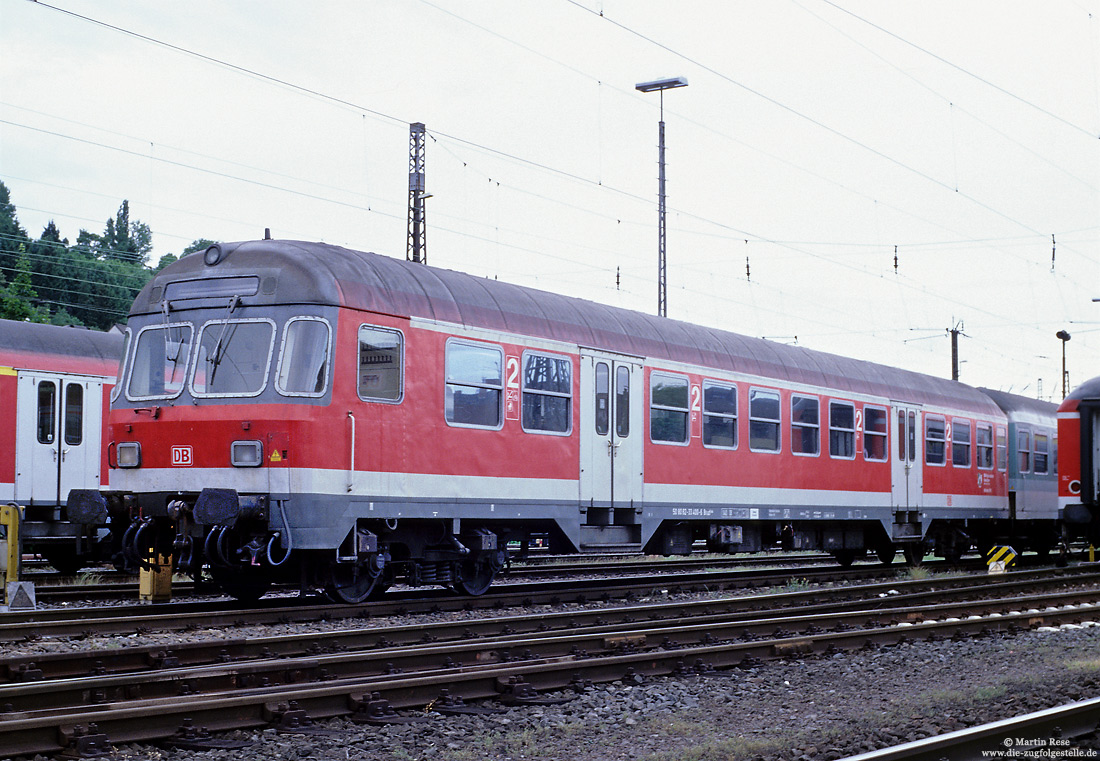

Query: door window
[615,366,630,438]
[64,384,83,446]
[595,362,609,436]
[37,381,56,444]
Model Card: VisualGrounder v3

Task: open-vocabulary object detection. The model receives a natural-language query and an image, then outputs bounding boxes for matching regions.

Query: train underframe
[71,488,1074,602]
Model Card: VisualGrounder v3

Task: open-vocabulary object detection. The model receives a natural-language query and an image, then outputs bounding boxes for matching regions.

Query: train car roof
[978,387,1057,428]
[1064,375,1100,405]
[134,239,1003,416]
[0,318,124,376]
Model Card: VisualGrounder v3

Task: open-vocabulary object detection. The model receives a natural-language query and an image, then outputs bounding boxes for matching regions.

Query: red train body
[1057,376,1100,538]
[79,240,1062,600]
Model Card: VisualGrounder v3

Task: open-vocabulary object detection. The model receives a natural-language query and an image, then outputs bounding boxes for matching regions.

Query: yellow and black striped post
[986,545,1017,573]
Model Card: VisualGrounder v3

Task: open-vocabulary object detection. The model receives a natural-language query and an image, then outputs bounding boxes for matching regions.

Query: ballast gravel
[60,621,1100,761]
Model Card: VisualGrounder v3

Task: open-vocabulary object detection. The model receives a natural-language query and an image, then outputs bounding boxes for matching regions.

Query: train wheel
[875,543,897,565]
[325,560,384,604]
[211,569,272,603]
[902,544,925,567]
[40,549,83,576]
[454,549,505,596]
[831,549,857,568]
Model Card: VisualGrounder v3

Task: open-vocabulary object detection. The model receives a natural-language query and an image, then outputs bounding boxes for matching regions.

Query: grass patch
[901,565,932,581]
[1067,658,1100,673]
[781,577,812,593]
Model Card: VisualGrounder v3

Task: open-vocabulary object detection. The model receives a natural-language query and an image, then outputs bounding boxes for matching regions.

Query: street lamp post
[1057,330,1071,398]
[635,76,688,318]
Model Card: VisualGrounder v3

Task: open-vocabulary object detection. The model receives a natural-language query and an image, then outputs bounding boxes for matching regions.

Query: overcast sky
[2,0,1098,399]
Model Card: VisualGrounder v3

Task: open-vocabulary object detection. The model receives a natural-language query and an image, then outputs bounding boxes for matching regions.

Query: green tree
[0,246,45,322]
[182,238,217,256]
[29,220,73,318]
[100,201,152,264]
[0,181,31,288]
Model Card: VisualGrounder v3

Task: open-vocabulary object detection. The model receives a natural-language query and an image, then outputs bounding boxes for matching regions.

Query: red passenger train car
[0,319,123,572]
[1057,375,1100,540]
[75,240,1059,601]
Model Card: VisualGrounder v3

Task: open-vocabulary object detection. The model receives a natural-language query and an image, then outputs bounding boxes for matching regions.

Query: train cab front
[1058,375,1100,543]
[88,241,338,597]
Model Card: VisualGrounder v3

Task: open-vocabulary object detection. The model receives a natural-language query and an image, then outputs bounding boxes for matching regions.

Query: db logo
[171,445,194,467]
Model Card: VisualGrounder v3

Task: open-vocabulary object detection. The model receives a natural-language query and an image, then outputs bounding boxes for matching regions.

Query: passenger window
[749,388,780,452]
[925,416,946,465]
[64,384,83,446]
[277,318,333,397]
[976,424,994,469]
[829,401,855,459]
[996,427,1007,471]
[445,340,503,428]
[791,395,820,456]
[521,352,571,434]
[864,406,888,461]
[650,373,689,444]
[355,324,402,402]
[192,319,275,397]
[703,382,737,449]
[952,419,971,467]
[1034,433,1049,475]
[1017,429,1031,473]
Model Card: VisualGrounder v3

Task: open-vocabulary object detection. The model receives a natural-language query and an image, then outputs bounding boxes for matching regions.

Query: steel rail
[839,697,1100,760]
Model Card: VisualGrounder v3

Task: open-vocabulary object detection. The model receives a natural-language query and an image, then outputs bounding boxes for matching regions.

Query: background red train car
[1058,375,1100,541]
[0,318,123,573]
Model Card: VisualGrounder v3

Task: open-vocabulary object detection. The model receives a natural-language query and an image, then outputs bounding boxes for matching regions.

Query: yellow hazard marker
[0,503,21,585]
[986,545,1017,574]
[139,554,173,603]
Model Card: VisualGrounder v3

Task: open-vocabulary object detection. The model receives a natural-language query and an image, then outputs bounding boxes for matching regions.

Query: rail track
[2,565,1099,757]
[841,697,1100,760]
[21,550,844,603]
[0,558,994,640]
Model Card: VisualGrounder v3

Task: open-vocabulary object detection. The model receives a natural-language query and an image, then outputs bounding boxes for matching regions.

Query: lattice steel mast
[406,122,427,264]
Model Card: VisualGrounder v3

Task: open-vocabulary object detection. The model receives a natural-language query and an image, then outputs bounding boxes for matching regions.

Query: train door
[14,372,102,506]
[891,403,923,509]
[579,351,643,523]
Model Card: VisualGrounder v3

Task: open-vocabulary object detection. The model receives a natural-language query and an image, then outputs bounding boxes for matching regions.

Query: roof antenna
[264,228,272,240]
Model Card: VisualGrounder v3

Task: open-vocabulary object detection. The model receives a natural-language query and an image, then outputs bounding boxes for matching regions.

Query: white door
[15,373,102,505]
[579,352,643,519]
[891,403,923,509]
